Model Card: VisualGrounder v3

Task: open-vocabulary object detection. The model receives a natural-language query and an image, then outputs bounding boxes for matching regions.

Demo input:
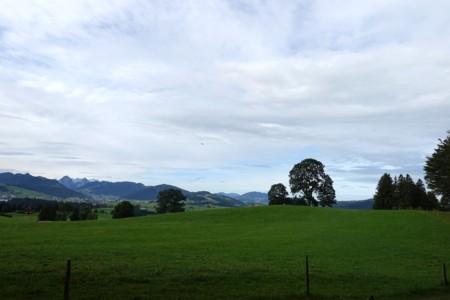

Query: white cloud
[0,0,449,199]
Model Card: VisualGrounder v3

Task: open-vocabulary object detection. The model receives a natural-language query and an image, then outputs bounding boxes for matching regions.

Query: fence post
[443,263,448,286]
[305,255,310,296]
[64,259,71,300]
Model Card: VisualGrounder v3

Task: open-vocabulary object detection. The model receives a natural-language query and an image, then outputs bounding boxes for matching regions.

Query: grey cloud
[0,0,449,199]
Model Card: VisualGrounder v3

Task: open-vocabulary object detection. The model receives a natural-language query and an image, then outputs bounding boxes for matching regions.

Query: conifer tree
[425,131,450,209]
[373,173,395,209]
[412,179,428,209]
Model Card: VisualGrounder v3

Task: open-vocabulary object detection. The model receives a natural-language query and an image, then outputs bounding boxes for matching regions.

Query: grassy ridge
[1,206,450,299]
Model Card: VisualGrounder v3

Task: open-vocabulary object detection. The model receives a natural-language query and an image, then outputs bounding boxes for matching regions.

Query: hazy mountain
[334,199,374,209]
[2,173,245,207]
[238,192,268,204]
[126,187,244,207]
[124,184,183,200]
[0,172,84,199]
[217,192,242,199]
[184,191,245,207]
[75,180,146,198]
[59,176,92,190]
[217,191,268,204]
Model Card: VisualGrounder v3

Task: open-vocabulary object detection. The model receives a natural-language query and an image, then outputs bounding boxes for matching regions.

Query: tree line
[373,174,438,210]
[268,158,336,207]
[0,197,99,221]
[374,131,450,210]
[112,189,186,218]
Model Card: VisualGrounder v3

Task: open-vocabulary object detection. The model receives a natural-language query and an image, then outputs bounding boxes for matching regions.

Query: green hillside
[0,184,54,199]
[1,206,450,300]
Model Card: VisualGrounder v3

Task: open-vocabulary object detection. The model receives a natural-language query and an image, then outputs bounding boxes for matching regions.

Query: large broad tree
[268,183,288,205]
[425,131,450,208]
[318,175,336,207]
[156,189,186,213]
[373,173,395,209]
[289,158,335,206]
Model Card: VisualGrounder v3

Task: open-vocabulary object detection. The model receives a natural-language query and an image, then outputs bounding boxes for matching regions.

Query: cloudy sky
[1,0,449,199]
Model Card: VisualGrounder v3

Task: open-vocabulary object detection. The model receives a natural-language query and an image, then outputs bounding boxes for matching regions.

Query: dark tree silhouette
[373,173,395,209]
[38,205,57,221]
[318,175,336,207]
[112,201,135,219]
[411,179,428,209]
[397,174,415,209]
[156,189,186,213]
[289,158,335,207]
[425,131,450,208]
[268,183,288,205]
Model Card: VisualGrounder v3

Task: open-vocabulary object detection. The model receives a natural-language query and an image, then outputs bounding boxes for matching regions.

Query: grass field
[1,206,450,300]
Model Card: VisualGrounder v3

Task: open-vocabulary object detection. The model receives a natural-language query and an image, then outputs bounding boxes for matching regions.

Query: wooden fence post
[64,259,71,300]
[305,255,310,296]
[443,263,448,286]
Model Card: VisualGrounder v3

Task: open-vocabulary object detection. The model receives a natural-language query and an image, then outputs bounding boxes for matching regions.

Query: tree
[38,205,57,221]
[318,175,336,207]
[69,207,81,221]
[425,131,450,208]
[426,192,439,210]
[268,183,288,205]
[373,173,395,209]
[396,174,415,209]
[411,179,428,209]
[112,201,135,219]
[156,189,186,213]
[289,159,335,206]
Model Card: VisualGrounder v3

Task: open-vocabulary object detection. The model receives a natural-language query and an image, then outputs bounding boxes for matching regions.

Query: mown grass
[1,206,450,299]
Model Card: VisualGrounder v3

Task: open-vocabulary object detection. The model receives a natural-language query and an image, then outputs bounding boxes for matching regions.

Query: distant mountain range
[217,192,268,204]
[0,172,372,209]
[334,199,374,209]
[0,172,84,199]
[0,172,246,208]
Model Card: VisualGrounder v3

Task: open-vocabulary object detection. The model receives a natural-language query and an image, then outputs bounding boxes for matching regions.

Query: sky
[0,0,449,200]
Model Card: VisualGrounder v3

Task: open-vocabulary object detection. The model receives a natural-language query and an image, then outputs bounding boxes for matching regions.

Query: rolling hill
[0,172,84,199]
[60,176,244,207]
[217,191,268,204]
[1,206,449,299]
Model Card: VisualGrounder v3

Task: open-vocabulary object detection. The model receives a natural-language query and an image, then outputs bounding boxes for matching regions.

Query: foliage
[318,175,336,207]
[38,205,57,221]
[374,174,438,210]
[288,158,335,206]
[111,201,135,219]
[156,189,186,213]
[268,183,288,205]
[373,173,395,209]
[425,131,450,208]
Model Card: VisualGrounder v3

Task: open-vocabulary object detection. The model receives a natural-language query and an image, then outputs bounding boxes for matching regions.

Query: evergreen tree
[397,174,415,209]
[426,192,439,210]
[411,179,428,209]
[425,131,450,209]
[373,173,395,209]
[268,183,288,205]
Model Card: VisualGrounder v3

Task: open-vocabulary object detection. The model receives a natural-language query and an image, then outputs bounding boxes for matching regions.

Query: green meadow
[1,206,450,300]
